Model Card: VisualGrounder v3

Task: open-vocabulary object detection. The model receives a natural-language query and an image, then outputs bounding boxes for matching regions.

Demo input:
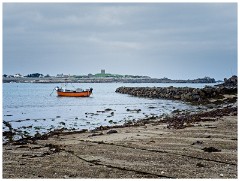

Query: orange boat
[55,87,93,97]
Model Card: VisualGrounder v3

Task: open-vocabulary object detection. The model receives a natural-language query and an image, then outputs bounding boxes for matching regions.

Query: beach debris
[34,131,49,140]
[3,121,15,142]
[17,145,29,149]
[45,143,61,153]
[166,107,237,129]
[192,140,203,145]
[106,130,118,134]
[34,132,42,139]
[196,162,205,167]
[205,125,217,128]
[3,131,15,142]
[202,147,221,152]
[88,132,104,137]
[56,116,61,118]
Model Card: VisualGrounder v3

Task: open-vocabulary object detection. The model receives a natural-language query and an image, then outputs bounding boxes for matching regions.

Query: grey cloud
[3,3,237,80]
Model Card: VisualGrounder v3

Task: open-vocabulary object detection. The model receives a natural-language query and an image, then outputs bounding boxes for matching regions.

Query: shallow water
[3,82,216,140]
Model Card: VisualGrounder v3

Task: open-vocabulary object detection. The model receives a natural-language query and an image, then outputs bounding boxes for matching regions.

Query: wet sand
[3,106,237,178]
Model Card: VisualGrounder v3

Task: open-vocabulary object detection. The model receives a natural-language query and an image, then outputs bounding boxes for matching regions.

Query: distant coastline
[3,76,218,84]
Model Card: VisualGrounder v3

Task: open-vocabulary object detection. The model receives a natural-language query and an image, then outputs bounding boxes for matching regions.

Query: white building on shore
[14,73,23,78]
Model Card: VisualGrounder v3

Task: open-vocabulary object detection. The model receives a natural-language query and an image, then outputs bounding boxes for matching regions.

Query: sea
[3,82,217,141]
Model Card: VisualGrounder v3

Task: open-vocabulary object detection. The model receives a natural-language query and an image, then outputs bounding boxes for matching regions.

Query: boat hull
[57,91,92,97]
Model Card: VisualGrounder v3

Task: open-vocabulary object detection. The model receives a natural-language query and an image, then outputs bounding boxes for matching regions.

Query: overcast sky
[3,3,237,80]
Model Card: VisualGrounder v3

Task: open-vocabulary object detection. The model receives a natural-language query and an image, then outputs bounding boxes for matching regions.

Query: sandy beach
[3,103,237,178]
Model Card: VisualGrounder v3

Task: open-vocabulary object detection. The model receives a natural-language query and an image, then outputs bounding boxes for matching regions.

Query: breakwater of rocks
[115,86,237,105]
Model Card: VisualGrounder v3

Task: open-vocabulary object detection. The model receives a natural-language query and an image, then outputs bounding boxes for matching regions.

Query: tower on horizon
[101,69,105,74]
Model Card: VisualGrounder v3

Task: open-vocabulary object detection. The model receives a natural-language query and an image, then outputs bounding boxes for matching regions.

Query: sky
[2,3,237,80]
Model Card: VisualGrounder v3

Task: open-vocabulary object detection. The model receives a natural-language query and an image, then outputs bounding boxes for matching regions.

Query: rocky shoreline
[116,86,237,105]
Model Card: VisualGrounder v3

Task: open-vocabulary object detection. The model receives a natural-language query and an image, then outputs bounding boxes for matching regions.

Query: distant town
[3,69,218,84]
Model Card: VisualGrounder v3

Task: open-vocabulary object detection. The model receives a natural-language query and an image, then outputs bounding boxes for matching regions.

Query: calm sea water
[3,83,216,140]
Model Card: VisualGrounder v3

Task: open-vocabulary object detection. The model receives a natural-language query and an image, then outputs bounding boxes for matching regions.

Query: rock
[202,147,221,152]
[59,122,66,125]
[148,106,156,109]
[105,108,112,112]
[192,140,203,145]
[172,109,180,113]
[173,95,181,99]
[206,104,215,109]
[126,108,141,112]
[106,130,118,134]
[79,129,88,133]
[219,75,237,87]
[196,162,205,167]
